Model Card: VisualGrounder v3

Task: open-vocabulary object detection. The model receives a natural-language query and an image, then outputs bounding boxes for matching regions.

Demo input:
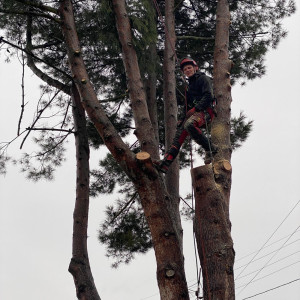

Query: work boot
[154,154,174,173]
[204,151,212,164]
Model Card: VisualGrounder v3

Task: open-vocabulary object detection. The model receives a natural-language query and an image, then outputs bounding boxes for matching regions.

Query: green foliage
[14,130,68,181]
[0,0,295,266]
[230,112,253,150]
[99,197,152,268]
[0,152,10,175]
[90,153,132,196]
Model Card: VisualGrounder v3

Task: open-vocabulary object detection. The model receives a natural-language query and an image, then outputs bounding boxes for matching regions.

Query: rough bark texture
[163,0,180,199]
[192,165,235,300]
[69,84,101,300]
[112,0,158,159]
[145,42,159,144]
[60,1,190,299]
[192,1,235,299]
[112,2,189,297]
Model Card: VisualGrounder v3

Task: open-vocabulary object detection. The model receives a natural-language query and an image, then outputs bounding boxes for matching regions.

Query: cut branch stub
[136,151,151,162]
[213,159,232,174]
[136,151,158,180]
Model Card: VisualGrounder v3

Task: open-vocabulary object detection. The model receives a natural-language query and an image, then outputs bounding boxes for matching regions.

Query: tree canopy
[0,0,296,274]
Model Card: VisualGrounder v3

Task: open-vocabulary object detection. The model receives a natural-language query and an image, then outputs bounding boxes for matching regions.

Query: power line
[236,260,300,289]
[235,239,300,270]
[235,199,300,280]
[236,250,300,280]
[236,223,300,297]
[235,229,300,263]
[241,278,300,300]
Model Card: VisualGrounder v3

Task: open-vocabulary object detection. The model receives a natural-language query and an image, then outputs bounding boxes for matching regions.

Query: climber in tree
[158,57,217,173]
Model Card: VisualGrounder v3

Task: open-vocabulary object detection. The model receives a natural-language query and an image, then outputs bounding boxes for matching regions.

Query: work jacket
[185,72,214,112]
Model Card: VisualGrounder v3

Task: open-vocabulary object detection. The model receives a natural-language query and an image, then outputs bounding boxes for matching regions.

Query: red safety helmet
[180,57,199,71]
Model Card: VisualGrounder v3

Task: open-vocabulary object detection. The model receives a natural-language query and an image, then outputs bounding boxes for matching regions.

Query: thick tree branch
[164,0,180,198]
[25,15,70,95]
[59,0,137,177]
[112,0,159,159]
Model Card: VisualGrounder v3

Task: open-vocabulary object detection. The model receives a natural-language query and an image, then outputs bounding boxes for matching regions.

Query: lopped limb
[136,152,158,180]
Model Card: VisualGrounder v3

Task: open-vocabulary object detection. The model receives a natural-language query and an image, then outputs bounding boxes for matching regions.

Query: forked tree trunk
[60,1,190,299]
[69,84,101,300]
[192,0,235,299]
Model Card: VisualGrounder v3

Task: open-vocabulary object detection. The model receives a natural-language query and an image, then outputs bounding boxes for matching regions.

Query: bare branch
[0,37,71,82]
[0,8,61,23]
[110,192,138,224]
[25,127,75,134]
[17,48,26,136]
[177,35,214,41]
[15,0,59,15]
[20,89,61,149]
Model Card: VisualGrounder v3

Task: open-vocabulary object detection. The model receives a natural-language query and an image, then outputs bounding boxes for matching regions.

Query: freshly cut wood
[213,159,232,174]
[136,151,151,161]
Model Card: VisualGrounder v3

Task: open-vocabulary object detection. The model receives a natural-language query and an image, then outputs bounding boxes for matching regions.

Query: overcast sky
[0,5,299,300]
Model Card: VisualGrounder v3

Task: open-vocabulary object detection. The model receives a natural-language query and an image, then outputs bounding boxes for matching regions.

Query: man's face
[183,64,196,77]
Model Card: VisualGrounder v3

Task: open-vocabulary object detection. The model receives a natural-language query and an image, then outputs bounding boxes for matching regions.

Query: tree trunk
[60,1,190,298]
[163,0,179,199]
[145,42,159,144]
[69,84,101,300]
[192,1,235,299]
[191,164,234,300]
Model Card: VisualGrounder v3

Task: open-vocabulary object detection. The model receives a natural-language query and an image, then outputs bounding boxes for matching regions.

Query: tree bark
[111,0,159,159]
[163,0,180,199]
[192,1,235,299]
[69,84,101,300]
[145,42,159,144]
[191,165,234,300]
[60,1,190,298]
[192,0,235,300]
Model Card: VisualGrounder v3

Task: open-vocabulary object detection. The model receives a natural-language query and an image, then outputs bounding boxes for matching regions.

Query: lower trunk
[135,153,189,299]
[69,85,101,300]
[191,164,235,300]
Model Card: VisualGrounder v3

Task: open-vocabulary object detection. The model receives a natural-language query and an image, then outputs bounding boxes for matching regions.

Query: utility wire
[235,229,300,263]
[235,239,300,270]
[241,278,300,300]
[236,260,300,289]
[237,224,300,296]
[235,199,300,280]
[235,250,300,280]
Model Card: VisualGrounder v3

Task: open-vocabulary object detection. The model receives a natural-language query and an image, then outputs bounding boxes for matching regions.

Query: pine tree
[0,0,296,299]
